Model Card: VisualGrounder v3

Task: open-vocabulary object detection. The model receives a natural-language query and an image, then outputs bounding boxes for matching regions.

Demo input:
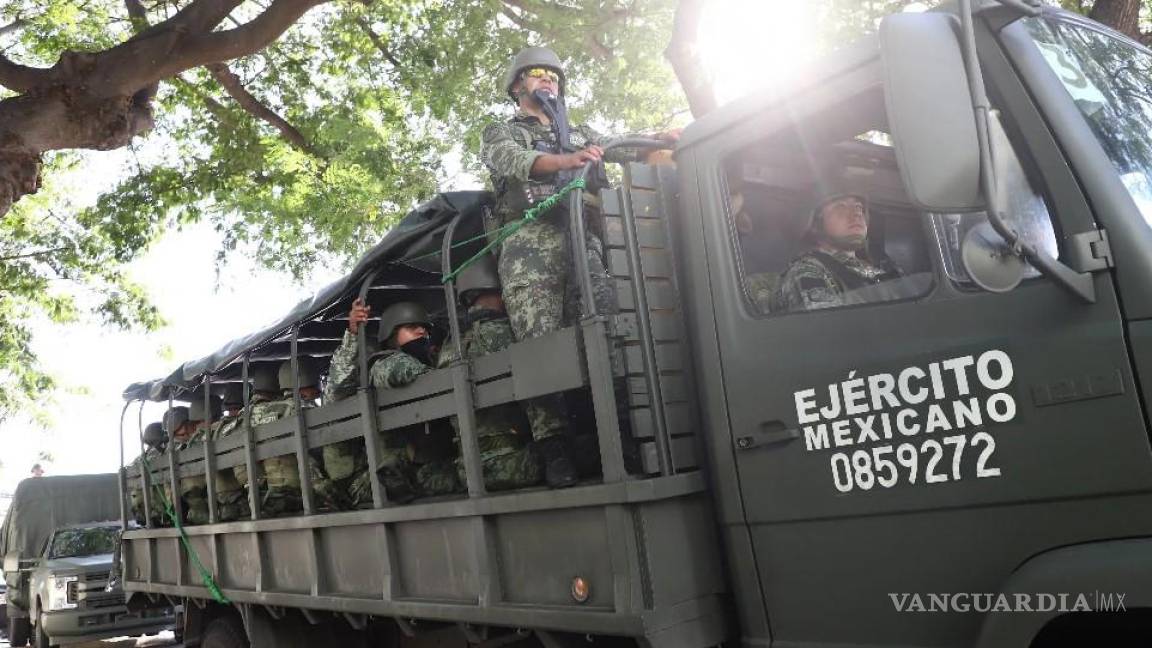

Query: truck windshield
[1024,16,1152,229]
[48,527,120,559]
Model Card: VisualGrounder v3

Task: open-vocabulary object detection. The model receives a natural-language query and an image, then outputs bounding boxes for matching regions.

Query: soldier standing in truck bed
[130,421,169,527]
[210,382,250,521]
[175,394,222,525]
[480,46,679,488]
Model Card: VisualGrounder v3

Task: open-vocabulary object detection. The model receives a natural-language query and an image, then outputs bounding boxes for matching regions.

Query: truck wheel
[202,614,248,648]
[8,615,30,646]
[32,613,50,648]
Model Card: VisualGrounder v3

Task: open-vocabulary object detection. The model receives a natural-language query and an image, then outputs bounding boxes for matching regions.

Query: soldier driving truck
[117,2,1152,647]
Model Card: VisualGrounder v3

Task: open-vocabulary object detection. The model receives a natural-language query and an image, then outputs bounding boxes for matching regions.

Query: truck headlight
[47,576,78,611]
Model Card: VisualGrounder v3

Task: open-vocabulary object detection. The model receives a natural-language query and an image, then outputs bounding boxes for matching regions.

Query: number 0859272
[829,432,1000,493]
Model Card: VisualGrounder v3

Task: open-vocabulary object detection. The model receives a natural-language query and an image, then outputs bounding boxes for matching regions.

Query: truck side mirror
[4,552,22,573]
[880,13,983,212]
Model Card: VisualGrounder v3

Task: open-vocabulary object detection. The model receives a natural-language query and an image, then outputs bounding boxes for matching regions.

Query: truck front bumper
[40,605,174,644]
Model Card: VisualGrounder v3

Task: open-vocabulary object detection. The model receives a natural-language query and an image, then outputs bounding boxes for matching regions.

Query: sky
[0,0,929,512]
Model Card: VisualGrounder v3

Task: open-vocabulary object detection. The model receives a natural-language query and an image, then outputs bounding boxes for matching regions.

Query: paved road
[0,630,178,647]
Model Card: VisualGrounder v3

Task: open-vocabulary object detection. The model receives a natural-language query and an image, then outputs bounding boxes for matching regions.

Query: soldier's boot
[534,435,578,489]
[261,487,302,517]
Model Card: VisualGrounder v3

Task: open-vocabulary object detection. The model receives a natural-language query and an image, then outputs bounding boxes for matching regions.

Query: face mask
[400,336,436,367]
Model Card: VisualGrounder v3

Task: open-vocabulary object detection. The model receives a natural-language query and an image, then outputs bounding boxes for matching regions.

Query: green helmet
[378,301,433,346]
[455,254,501,306]
[188,394,222,422]
[220,382,247,408]
[503,46,566,102]
[795,174,868,238]
[278,356,321,390]
[162,406,189,434]
[252,363,280,394]
[142,422,166,450]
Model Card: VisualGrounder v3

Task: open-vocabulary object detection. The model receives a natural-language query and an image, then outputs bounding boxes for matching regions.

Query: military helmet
[188,394,222,422]
[220,382,247,408]
[252,363,280,394]
[142,421,167,449]
[455,254,501,306]
[162,406,190,434]
[278,356,321,390]
[378,301,433,346]
[503,46,566,102]
[794,174,868,238]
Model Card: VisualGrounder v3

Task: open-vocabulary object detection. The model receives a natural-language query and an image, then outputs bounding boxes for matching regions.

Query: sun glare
[697,0,819,106]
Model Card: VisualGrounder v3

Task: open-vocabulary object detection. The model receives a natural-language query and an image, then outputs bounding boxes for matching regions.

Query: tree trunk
[1090,0,1143,40]
[664,0,716,118]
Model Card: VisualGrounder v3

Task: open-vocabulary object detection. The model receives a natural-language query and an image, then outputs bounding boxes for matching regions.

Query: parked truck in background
[0,475,174,646]
[118,1,1152,646]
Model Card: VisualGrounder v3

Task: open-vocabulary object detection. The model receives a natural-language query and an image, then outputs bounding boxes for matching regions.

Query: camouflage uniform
[480,111,639,440]
[324,333,451,505]
[210,414,249,521]
[256,396,341,516]
[439,308,541,491]
[768,249,900,313]
[176,429,211,526]
[129,447,170,527]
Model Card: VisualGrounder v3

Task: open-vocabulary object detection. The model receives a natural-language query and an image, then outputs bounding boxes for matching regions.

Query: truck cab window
[726,99,934,316]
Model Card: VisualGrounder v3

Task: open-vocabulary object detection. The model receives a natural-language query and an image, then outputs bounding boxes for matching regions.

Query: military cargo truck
[117,1,1152,646]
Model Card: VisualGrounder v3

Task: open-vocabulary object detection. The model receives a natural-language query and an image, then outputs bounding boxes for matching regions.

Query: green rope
[139,454,231,604]
[440,177,586,284]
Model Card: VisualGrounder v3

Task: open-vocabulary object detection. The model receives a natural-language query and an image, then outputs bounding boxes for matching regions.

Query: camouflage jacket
[769,249,901,313]
[327,330,435,395]
[480,110,644,223]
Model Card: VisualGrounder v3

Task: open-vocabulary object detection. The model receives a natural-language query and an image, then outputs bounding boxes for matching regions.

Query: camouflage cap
[278,356,321,390]
[795,176,868,238]
[378,301,433,346]
[162,406,190,433]
[503,46,566,102]
[455,254,501,306]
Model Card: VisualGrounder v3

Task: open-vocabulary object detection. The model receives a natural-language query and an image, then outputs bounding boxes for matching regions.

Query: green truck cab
[118,2,1152,646]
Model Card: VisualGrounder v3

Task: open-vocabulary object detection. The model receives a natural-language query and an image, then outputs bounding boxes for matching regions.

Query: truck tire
[32,613,50,648]
[202,614,248,648]
[8,615,30,646]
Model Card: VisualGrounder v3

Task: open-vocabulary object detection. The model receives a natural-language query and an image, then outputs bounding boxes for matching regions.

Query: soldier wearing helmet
[324,299,451,503]
[231,362,296,513]
[479,46,679,488]
[130,421,170,527]
[209,382,251,521]
[255,356,343,516]
[768,184,903,313]
[175,393,222,525]
[438,254,542,491]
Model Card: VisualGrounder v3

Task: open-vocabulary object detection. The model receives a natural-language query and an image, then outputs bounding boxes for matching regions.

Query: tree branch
[143,0,329,86]
[0,246,70,262]
[664,0,715,117]
[0,18,28,37]
[207,62,321,157]
[0,52,50,93]
[354,17,400,68]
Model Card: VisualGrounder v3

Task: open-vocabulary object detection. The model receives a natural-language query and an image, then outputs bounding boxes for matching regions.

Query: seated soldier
[259,357,340,516]
[130,421,169,527]
[231,363,282,507]
[210,382,250,521]
[325,300,456,504]
[175,394,222,525]
[769,189,903,313]
[440,255,542,491]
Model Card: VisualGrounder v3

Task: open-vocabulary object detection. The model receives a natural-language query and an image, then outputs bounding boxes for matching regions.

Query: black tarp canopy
[0,474,122,561]
[123,191,491,403]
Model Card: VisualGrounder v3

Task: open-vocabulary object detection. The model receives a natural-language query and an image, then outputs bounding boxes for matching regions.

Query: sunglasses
[523,68,560,83]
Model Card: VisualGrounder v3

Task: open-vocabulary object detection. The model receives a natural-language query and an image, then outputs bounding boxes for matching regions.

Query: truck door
[678,51,1152,646]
